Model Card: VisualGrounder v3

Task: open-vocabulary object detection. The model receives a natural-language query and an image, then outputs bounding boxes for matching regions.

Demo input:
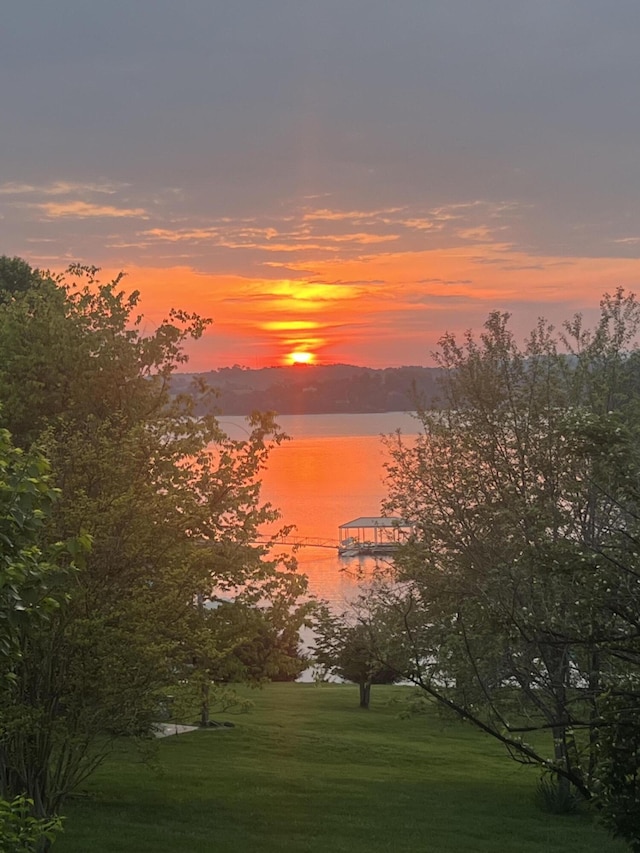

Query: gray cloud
[2,0,640,374]
[2,2,640,260]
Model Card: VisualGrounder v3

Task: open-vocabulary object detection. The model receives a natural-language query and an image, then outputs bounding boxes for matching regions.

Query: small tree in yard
[314,597,407,708]
[187,573,312,727]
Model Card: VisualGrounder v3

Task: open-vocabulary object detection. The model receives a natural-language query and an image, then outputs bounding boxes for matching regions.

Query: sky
[2,1,640,369]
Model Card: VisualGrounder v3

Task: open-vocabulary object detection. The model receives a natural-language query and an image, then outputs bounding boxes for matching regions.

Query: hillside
[171,364,442,416]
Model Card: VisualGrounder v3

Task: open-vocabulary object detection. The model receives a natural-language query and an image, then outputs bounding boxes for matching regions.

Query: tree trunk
[359,681,371,709]
[200,680,210,727]
[551,725,571,798]
[587,647,601,785]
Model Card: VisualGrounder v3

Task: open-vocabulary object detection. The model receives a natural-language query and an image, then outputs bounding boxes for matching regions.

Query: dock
[338,516,411,557]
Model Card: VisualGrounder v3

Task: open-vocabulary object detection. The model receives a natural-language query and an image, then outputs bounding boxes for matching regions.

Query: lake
[222,412,420,608]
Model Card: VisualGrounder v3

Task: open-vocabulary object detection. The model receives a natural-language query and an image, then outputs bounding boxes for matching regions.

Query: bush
[596,694,640,851]
[0,795,63,851]
[533,775,582,815]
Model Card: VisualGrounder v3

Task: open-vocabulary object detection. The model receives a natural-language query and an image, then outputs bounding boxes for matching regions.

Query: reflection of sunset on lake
[256,413,418,606]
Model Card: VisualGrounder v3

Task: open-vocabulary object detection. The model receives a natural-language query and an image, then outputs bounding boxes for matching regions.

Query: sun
[289,350,315,365]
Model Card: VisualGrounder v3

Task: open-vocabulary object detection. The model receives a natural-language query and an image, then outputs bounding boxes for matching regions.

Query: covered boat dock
[338,516,411,557]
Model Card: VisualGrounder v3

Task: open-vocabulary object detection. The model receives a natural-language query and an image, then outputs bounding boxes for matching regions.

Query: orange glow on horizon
[96,247,640,371]
[262,320,320,331]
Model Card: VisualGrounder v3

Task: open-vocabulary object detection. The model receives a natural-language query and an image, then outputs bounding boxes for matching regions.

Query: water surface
[251,412,420,607]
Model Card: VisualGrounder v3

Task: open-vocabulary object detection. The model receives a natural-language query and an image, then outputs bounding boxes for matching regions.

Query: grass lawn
[55,683,627,853]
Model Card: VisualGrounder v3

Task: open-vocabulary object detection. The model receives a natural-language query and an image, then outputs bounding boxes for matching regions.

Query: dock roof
[339,516,408,529]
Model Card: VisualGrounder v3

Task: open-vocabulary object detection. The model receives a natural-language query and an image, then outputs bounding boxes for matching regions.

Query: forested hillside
[171,364,442,415]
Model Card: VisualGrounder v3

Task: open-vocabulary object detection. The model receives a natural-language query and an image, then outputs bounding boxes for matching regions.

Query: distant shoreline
[170,363,442,417]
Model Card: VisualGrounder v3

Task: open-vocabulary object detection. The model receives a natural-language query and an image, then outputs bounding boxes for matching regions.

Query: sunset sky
[3,2,640,369]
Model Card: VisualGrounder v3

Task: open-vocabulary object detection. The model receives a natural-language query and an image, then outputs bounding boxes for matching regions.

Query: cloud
[1,196,525,284]
[469,251,575,272]
[127,199,521,273]
[401,218,439,232]
[261,320,321,331]
[32,200,148,220]
[140,222,399,254]
[298,200,522,249]
[309,278,386,286]
[221,293,277,304]
[402,291,471,305]
[0,180,126,196]
[314,233,398,246]
[303,206,404,223]
[457,225,498,242]
[0,179,151,224]
[417,277,473,285]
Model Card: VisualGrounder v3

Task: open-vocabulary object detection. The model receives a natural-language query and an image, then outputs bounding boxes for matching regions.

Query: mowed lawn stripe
[56,684,628,853]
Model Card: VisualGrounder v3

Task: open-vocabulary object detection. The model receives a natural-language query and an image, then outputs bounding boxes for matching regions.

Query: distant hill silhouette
[171,364,443,416]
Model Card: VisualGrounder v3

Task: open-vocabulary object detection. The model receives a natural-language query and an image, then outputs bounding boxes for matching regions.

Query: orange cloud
[0,180,126,196]
[35,200,148,219]
[92,226,640,370]
[303,206,404,222]
[261,320,321,331]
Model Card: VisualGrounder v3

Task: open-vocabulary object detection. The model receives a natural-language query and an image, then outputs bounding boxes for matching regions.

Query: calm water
[224,412,420,608]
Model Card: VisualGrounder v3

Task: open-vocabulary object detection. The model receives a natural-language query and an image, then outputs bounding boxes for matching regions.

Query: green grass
[56,684,627,853]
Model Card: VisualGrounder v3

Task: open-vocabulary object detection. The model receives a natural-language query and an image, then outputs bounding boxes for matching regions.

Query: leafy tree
[179,595,310,727]
[187,579,311,726]
[0,260,307,822]
[0,256,37,303]
[0,428,72,668]
[314,594,408,708]
[383,290,640,801]
[207,599,309,684]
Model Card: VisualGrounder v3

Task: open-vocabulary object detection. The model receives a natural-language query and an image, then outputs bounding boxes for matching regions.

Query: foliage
[383,289,640,805]
[0,795,63,852]
[0,428,72,669]
[0,429,77,850]
[0,257,38,303]
[186,593,311,725]
[313,593,408,708]
[202,598,310,684]
[175,363,444,416]
[595,691,640,851]
[0,259,307,821]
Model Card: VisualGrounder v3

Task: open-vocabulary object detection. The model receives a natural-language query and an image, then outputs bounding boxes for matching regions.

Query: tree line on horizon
[171,363,443,416]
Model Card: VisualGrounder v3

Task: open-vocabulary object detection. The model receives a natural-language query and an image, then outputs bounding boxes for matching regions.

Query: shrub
[533,775,582,815]
[0,795,63,851]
